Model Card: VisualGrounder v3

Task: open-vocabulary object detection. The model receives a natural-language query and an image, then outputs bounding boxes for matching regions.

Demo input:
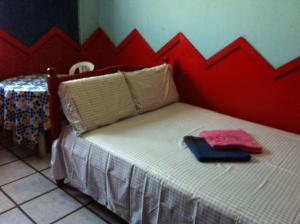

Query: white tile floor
[0,134,127,224]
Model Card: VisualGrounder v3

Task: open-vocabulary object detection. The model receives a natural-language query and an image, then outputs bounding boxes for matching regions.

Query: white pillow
[58,72,137,134]
[123,64,179,113]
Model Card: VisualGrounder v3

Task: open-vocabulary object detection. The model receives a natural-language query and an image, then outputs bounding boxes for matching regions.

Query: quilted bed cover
[51,103,300,224]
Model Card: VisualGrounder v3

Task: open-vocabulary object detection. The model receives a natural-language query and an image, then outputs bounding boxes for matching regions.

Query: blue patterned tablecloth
[0,74,50,145]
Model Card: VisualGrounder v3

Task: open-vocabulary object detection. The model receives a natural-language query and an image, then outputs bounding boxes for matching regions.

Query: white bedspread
[52,103,300,224]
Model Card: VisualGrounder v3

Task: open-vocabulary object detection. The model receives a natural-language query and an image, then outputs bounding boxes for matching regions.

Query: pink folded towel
[200,129,262,153]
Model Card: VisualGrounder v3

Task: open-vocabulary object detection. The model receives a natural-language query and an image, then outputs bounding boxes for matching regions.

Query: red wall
[1,27,299,134]
[108,30,300,134]
[0,28,80,80]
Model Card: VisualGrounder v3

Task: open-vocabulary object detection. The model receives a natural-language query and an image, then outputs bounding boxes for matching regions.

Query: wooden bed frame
[47,62,300,150]
[47,62,300,223]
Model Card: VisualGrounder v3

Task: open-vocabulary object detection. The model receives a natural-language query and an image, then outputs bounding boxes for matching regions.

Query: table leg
[38,133,47,158]
[12,130,18,145]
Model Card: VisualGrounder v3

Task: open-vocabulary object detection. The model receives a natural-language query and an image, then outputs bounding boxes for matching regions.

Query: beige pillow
[58,72,137,134]
[123,64,179,113]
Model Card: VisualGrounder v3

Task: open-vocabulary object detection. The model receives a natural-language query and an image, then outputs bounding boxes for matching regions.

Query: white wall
[78,0,300,68]
[78,0,100,43]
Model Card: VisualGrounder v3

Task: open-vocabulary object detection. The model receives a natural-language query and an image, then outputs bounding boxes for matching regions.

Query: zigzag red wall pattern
[0,27,299,134]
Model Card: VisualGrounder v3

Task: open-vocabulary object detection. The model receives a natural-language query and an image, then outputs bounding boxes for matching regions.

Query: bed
[48,64,300,224]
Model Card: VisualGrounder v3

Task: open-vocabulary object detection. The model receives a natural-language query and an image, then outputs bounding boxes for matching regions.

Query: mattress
[52,102,300,224]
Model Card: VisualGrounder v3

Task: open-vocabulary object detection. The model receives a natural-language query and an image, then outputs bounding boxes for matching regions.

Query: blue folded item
[183,136,251,162]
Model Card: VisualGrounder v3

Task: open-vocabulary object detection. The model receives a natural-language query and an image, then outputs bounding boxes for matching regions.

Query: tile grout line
[39,166,52,172]
[0,206,16,216]
[17,187,58,206]
[0,171,38,188]
[83,202,114,224]
[49,205,85,224]
[1,186,115,221]
[36,173,114,224]
[0,188,37,224]
[37,171,95,206]
[0,158,20,168]
[51,201,114,224]
[5,144,102,218]
[0,140,117,224]
[36,172,114,223]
